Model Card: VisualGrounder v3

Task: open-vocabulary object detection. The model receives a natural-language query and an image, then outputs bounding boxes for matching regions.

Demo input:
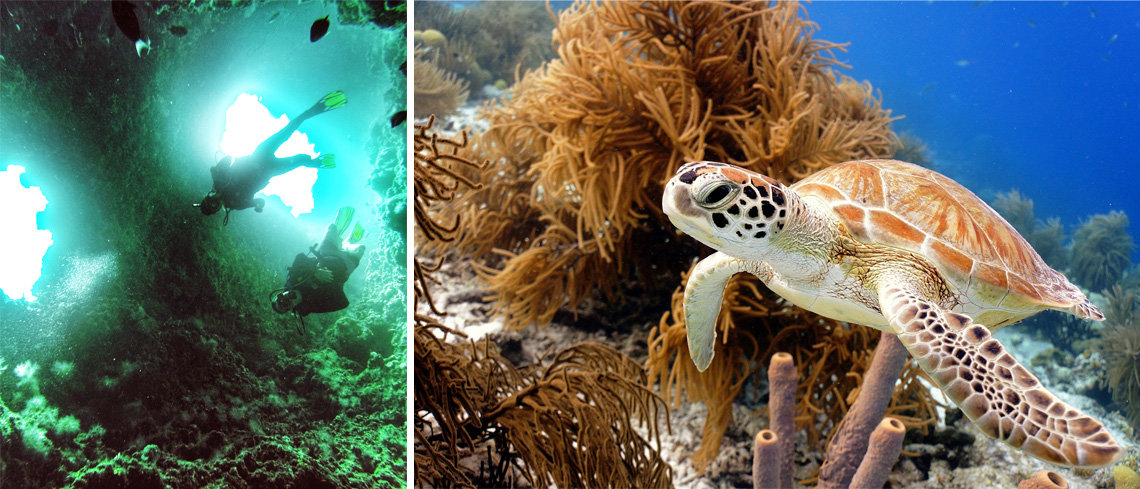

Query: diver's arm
[209,163,224,189]
[319,224,342,255]
[285,253,317,289]
[226,194,255,211]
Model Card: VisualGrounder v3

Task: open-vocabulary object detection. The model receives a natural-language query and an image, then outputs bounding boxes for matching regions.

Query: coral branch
[817,332,909,489]
[752,430,781,489]
[767,352,796,489]
[412,115,485,313]
[848,417,906,489]
[414,115,673,488]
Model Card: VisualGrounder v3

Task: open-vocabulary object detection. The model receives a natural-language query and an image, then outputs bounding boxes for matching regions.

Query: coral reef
[1031,218,1069,273]
[993,190,1037,238]
[892,132,935,170]
[1100,285,1140,430]
[413,50,469,120]
[412,114,485,314]
[414,2,555,91]
[1071,211,1133,293]
[413,118,672,488]
[991,190,1068,271]
[817,334,910,488]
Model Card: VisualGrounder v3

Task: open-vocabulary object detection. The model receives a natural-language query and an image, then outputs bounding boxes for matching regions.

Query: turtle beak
[662,179,693,223]
[664,179,725,248]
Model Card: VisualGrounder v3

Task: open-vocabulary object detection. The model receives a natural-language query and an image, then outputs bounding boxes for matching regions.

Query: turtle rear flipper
[878,285,1121,468]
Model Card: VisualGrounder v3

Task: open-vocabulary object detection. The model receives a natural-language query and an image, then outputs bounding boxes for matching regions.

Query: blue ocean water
[806,2,1139,258]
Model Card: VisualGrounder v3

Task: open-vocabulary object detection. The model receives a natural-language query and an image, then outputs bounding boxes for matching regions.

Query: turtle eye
[696,182,739,209]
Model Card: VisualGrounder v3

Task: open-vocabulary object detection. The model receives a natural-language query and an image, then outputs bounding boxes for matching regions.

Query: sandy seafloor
[419,105,1138,489]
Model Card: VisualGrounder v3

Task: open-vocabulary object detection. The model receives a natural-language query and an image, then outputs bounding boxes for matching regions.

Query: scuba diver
[271,206,366,328]
[198,90,347,224]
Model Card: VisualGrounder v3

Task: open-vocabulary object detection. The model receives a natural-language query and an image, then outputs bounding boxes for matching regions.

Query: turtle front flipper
[877,285,1121,467]
[684,252,749,372]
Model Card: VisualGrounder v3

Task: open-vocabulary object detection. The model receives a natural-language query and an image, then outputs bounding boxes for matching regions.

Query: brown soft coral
[412,115,484,313]
[414,321,672,488]
[413,50,469,120]
[413,118,673,488]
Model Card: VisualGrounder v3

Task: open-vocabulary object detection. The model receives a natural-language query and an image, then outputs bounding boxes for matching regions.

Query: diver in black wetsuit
[198,91,346,224]
[271,218,365,319]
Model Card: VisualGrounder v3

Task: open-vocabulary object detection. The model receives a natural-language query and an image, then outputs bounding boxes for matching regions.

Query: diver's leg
[253,92,342,158]
[319,224,341,254]
[270,155,320,175]
[253,111,320,158]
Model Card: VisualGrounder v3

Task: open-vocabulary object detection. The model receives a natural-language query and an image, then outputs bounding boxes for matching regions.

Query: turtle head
[663,161,792,260]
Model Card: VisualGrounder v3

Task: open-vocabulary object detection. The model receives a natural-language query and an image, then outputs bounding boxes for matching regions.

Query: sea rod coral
[412,118,673,488]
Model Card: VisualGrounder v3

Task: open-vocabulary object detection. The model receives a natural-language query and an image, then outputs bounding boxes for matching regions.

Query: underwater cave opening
[0,165,53,302]
[218,92,321,218]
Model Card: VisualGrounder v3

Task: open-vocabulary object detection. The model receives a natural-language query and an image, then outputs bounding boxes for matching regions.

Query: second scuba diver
[198,90,347,224]
[272,206,366,325]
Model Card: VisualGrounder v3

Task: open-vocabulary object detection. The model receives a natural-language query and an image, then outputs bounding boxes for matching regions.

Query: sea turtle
[662,159,1121,467]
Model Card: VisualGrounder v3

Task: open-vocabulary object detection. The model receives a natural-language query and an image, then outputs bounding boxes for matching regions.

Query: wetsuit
[210,104,325,211]
[283,225,364,316]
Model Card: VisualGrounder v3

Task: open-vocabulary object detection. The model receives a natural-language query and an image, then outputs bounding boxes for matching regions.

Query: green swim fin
[333,206,355,237]
[349,222,365,244]
[318,154,336,169]
[318,90,347,111]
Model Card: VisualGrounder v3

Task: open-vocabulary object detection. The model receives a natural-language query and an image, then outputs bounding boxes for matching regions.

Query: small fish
[400,60,406,75]
[1101,55,1110,62]
[268,11,281,23]
[390,110,407,127]
[919,83,936,96]
[168,25,187,37]
[1088,7,1096,18]
[1107,34,1118,45]
[310,15,329,42]
[1026,19,1037,28]
[111,1,151,56]
[955,59,970,67]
